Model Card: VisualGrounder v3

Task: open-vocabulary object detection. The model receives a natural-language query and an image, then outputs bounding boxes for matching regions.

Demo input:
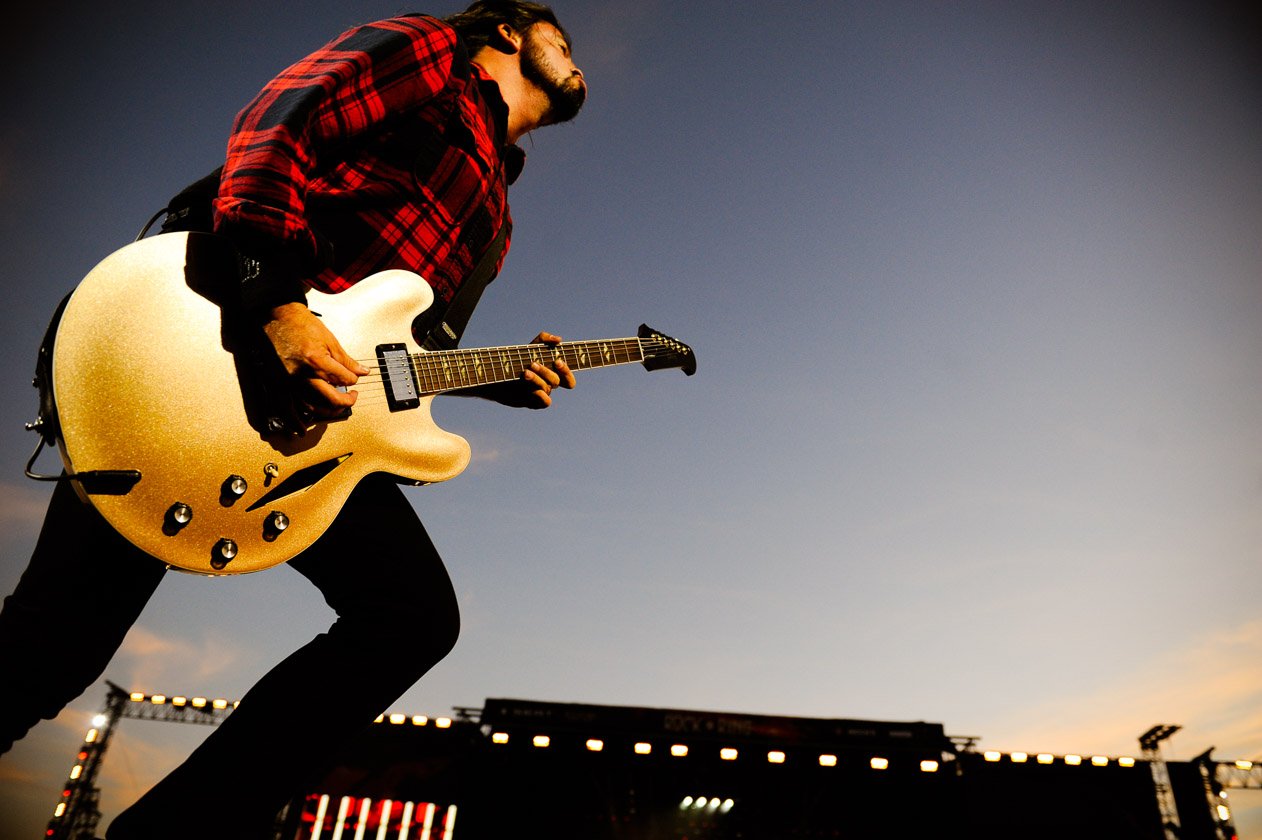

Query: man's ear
[490,22,524,54]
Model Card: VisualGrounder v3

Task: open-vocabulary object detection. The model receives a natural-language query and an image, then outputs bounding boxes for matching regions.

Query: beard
[520,36,586,125]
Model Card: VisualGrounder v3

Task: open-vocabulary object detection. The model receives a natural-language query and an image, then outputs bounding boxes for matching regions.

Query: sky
[2,1,1260,837]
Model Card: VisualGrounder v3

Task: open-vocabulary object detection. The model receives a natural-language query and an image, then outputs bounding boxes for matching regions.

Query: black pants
[0,475,460,839]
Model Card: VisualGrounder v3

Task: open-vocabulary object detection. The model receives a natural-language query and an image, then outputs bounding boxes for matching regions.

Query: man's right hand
[262,302,370,420]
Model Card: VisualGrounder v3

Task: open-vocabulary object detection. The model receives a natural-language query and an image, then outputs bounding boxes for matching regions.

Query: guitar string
[281,337,678,408]
[340,339,677,394]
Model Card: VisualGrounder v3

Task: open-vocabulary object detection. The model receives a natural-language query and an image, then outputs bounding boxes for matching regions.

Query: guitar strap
[417,220,508,351]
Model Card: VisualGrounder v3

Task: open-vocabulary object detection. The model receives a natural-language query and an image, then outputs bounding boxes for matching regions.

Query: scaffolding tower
[44,682,236,840]
[1140,723,1182,840]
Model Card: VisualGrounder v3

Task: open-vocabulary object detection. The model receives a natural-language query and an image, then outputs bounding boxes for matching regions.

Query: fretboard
[410,338,647,395]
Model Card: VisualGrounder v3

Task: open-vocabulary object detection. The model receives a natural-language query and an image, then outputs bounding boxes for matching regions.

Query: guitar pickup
[376,344,420,411]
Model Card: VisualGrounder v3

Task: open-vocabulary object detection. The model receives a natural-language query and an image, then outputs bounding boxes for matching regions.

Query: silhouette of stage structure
[48,685,1260,839]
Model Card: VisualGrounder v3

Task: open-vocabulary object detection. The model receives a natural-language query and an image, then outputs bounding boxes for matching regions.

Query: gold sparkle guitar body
[44,233,694,575]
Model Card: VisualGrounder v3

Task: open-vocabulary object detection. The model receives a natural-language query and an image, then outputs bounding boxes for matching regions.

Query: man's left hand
[460,331,576,408]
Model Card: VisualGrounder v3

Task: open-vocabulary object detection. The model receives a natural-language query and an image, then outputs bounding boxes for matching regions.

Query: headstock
[638,324,697,376]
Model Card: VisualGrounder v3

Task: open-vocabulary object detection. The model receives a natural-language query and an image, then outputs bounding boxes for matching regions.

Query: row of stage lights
[126,692,236,710]
[123,694,456,728]
[484,731,942,772]
[478,731,1210,774]
[119,695,1257,775]
[983,751,1136,768]
[115,696,1260,776]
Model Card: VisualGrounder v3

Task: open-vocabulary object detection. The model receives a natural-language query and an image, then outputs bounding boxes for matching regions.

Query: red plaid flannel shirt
[213,15,520,306]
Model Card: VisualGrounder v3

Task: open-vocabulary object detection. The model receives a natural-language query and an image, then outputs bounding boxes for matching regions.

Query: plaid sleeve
[213,16,457,289]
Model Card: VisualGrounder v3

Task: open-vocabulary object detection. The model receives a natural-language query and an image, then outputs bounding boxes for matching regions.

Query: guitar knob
[225,475,248,496]
[210,538,238,570]
[162,502,194,536]
[265,511,290,535]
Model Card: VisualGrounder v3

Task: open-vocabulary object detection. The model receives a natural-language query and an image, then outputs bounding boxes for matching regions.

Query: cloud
[115,625,243,693]
[463,431,510,468]
[980,618,1262,761]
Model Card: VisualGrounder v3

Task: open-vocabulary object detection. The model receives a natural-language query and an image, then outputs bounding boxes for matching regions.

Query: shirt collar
[472,64,526,185]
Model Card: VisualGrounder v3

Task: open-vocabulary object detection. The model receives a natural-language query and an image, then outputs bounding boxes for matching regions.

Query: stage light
[720,748,738,761]
[1217,804,1231,821]
[586,739,604,752]
[634,742,652,755]
[172,696,187,706]
[533,735,550,748]
[374,714,384,723]
[1237,761,1254,770]
[1011,752,1028,763]
[767,751,786,764]
[694,797,708,810]
[413,715,427,726]
[129,693,144,702]
[679,797,694,810]
[212,699,228,710]
[91,714,107,727]
[706,798,721,812]
[151,695,166,704]
[389,714,406,725]
[192,697,207,708]
[720,799,735,814]
[69,765,82,780]
[85,729,98,743]
[984,751,1002,762]
[419,802,437,840]
[1037,754,1054,765]
[1065,755,1082,766]
[310,795,330,840]
[399,801,415,836]
[491,732,509,744]
[920,760,939,773]
[1119,757,1136,767]
[870,757,889,770]
[671,744,688,757]
[332,796,352,837]
[53,803,66,818]
[819,754,837,767]
[436,717,452,728]
[1092,756,1108,767]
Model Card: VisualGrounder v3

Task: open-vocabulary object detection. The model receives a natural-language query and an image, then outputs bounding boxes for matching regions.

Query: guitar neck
[411,337,647,395]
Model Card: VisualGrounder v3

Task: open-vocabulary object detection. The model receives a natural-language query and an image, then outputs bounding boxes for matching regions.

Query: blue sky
[2,2,1260,837]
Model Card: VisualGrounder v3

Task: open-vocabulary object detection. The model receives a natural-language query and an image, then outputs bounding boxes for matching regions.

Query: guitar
[44,232,695,575]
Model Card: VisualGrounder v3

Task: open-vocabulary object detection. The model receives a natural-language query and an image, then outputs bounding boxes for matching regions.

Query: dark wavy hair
[444,1,571,53]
